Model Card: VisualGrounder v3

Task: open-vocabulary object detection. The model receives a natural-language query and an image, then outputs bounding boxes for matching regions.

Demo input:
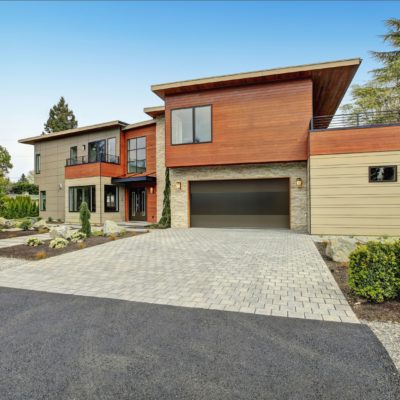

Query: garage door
[190,178,290,228]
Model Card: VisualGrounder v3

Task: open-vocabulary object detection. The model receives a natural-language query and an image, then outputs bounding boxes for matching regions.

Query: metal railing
[66,153,120,166]
[311,110,400,130]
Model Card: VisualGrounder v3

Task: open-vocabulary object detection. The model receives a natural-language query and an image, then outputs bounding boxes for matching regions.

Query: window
[68,186,96,212]
[369,166,397,182]
[107,137,117,163]
[127,137,146,173]
[39,191,46,211]
[70,146,78,165]
[171,105,211,145]
[35,154,41,174]
[104,185,119,212]
[88,140,106,163]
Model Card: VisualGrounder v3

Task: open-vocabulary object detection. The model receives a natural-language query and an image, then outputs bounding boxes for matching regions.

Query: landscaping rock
[325,237,361,263]
[103,220,122,236]
[33,219,49,231]
[0,218,16,228]
[49,225,72,240]
[0,217,8,227]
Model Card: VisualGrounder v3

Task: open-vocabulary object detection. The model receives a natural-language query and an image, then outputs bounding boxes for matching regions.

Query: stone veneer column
[155,116,166,221]
[169,162,308,231]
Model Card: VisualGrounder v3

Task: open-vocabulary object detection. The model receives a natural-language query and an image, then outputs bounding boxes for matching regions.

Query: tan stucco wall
[34,127,121,221]
[169,162,308,230]
[64,176,125,224]
[155,116,166,221]
[310,150,400,236]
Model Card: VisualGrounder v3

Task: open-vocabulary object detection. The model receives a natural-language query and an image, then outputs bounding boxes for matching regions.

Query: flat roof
[151,58,362,117]
[19,120,128,145]
[122,119,156,131]
[143,106,165,118]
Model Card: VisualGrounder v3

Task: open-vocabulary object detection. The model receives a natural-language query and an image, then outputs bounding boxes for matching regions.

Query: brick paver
[0,229,358,323]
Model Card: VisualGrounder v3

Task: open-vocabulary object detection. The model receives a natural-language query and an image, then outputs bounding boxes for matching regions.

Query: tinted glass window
[127,137,146,173]
[172,108,193,144]
[194,106,211,143]
[68,186,96,212]
[369,166,397,182]
[104,185,119,212]
[40,191,46,211]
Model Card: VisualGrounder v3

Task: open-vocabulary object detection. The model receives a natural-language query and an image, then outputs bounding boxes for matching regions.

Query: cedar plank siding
[310,125,400,156]
[165,79,313,167]
[65,162,122,179]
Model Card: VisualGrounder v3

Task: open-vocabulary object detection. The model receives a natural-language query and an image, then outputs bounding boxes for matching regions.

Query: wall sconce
[58,183,63,190]
[175,182,182,190]
[150,187,154,194]
[296,178,303,188]
[82,144,86,151]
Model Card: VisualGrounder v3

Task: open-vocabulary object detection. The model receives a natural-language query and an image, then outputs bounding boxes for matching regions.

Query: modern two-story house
[19,58,400,236]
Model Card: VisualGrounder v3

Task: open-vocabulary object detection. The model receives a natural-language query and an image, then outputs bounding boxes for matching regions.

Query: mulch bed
[0,230,40,240]
[315,242,400,323]
[0,231,145,261]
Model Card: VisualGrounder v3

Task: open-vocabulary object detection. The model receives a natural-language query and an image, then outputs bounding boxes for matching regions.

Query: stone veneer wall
[169,162,308,231]
[155,116,166,221]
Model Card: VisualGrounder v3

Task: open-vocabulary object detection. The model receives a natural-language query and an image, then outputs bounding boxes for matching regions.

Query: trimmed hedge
[0,196,39,219]
[349,241,400,303]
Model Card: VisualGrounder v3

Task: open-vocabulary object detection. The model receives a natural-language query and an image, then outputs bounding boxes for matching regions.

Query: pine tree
[44,97,78,133]
[79,201,91,236]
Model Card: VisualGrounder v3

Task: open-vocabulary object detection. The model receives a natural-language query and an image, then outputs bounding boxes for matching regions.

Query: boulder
[0,218,16,228]
[325,237,365,263]
[33,219,49,231]
[103,220,122,236]
[49,225,72,240]
[0,217,8,227]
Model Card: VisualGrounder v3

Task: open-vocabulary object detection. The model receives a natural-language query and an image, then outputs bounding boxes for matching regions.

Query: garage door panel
[190,179,289,228]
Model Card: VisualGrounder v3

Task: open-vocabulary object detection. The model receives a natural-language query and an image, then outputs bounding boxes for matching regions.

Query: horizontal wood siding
[310,151,400,236]
[65,162,122,179]
[165,79,313,167]
[310,125,400,156]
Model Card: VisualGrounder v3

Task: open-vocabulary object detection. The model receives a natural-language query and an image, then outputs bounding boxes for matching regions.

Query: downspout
[100,160,102,225]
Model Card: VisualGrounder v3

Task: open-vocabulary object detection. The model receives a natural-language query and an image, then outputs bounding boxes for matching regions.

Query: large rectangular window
[68,186,96,212]
[39,191,46,211]
[171,105,212,145]
[127,137,146,173]
[107,137,117,163]
[88,140,106,163]
[35,154,41,174]
[104,185,119,212]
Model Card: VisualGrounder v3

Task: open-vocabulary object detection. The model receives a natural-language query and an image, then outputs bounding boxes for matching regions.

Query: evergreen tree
[44,96,78,133]
[342,19,400,120]
[79,201,91,236]
[158,168,171,228]
[0,145,13,177]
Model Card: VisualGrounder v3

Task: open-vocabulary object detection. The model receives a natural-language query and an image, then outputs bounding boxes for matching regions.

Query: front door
[129,188,146,221]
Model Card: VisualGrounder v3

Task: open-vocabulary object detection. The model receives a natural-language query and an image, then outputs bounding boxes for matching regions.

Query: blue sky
[0,1,398,179]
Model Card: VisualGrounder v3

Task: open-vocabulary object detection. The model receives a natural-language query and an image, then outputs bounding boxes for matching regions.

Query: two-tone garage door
[190,178,290,228]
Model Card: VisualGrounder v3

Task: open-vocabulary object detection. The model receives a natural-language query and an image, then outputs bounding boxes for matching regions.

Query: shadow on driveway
[0,287,398,400]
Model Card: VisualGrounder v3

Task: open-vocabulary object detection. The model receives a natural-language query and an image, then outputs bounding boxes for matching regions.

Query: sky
[0,1,399,180]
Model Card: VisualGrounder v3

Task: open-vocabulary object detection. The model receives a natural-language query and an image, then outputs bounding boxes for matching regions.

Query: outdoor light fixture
[175,182,182,190]
[296,178,303,188]
[150,187,154,194]
[82,144,86,151]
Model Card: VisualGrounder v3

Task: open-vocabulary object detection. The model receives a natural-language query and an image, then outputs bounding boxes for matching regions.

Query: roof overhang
[111,176,156,184]
[143,106,165,118]
[19,120,128,145]
[151,58,361,117]
[122,119,156,131]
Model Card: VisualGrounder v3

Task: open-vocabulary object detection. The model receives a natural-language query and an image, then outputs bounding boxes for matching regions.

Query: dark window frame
[127,136,147,174]
[68,185,96,212]
[88,139,106,163]
[368,165,398,183]
[39,191,46,211]
[170,104,213,146]
[35,153,41,174]
[104,185,119,212]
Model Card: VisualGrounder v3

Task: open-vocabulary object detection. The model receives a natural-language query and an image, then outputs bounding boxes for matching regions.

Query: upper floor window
[70,146,78,165]
[171,105,212,145]
[127,137,146,173]
[35,154,41,174]
[88,140,106,163]
[107,137,117,163]
[369,166,397,182]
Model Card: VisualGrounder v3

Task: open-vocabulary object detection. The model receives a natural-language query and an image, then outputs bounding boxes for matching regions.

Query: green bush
[19,219,32,231]
[70,231,86,243]
[0,196,39,219]
[49,238,68,249]
[26,237,44,247]
[79,201,91,236]
[349,241,400,303]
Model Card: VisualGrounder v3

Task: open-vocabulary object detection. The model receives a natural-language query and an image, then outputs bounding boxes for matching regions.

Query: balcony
[66,153,120,166]
[310,110,400,131]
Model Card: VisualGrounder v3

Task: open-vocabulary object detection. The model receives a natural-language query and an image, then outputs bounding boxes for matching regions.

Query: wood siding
[310,125,400,156]
[310,151,400,236]
[164,79,313,167]
[65,162,122,179]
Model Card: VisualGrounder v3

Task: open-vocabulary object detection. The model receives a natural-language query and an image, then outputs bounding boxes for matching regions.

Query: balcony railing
[66,154,120,166]
[311,110,400,130]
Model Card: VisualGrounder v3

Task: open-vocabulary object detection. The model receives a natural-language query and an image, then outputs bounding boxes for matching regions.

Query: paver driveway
[0,229,357,322]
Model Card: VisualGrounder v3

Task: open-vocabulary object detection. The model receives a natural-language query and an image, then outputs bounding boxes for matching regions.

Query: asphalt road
[0,287,398,400]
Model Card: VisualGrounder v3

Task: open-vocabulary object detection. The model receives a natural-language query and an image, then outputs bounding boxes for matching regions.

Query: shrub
[77,241,86,249]
[47,217,53,223]
[349,241,400,303]
[49,237,68,249]
[70,231,87,243]
[26,237,44,247]
[35,251,47,260]
[0,196,39,219]
[91,229,103,237]
[79,201,91,237]
[108,234,117,241]
[19,219,32,231]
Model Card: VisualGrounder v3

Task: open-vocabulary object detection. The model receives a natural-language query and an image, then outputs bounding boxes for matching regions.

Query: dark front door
[129,188,146,221]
